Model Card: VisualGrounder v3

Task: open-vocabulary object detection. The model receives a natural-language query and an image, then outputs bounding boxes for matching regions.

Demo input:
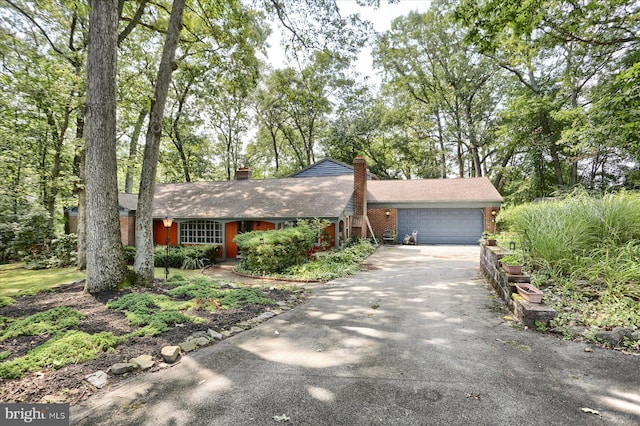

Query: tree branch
[118,0,150,46]
[5,0,66,56]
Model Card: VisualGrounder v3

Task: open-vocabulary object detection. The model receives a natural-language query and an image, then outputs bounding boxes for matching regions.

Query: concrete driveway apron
[72,245,640,425]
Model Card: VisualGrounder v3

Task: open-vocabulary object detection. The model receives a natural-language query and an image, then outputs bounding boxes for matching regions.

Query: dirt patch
[0,277,306,404]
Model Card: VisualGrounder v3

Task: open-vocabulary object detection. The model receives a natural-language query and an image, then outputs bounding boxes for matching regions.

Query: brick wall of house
[484,207,499,234]
[368,208,396,241]
[67,214,135,246]
[120,214,135,246]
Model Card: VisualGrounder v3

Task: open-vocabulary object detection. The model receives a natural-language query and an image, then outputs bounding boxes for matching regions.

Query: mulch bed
[0,279,304,404]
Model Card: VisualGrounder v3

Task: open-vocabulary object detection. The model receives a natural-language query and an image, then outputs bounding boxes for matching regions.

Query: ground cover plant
[236,238,377,281]
[498,191,640,346]
[0,272,303,403]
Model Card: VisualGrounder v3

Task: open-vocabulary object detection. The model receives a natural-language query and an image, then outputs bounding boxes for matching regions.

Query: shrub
[284,239,376,281]
[122,245,136,264]
[0,220,17,262]
[234,223,319,274]
[23,234,78,270]
[153,244,221,269]
[12,207,53,257]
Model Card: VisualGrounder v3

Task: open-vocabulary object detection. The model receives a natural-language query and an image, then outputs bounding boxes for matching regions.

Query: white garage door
[397,208,483,245]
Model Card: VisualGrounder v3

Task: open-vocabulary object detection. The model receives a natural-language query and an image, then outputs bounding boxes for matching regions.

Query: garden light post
[163,216,173,281]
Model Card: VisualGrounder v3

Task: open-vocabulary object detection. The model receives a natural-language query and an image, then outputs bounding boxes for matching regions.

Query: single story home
[152,157,503,259]
[67,157,503,259]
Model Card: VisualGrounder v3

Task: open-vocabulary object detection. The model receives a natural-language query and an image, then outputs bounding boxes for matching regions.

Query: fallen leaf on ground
[580,407,601,415]
[465,392,481,400]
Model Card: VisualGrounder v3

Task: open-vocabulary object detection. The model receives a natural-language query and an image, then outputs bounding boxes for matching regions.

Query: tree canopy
[1,0,638,286]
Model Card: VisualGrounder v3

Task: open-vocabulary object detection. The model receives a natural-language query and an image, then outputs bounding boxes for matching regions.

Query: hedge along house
[150,157,503,259]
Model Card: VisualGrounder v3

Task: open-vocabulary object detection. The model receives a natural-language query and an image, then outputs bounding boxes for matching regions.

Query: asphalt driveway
[72,245,640,425]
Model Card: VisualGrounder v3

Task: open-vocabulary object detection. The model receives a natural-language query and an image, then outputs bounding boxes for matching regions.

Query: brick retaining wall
[479,243,556,328]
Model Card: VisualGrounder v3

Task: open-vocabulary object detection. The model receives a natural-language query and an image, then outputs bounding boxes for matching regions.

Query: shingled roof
[118,193,139,211]
[152,175,354,220]
[367,177,503,206]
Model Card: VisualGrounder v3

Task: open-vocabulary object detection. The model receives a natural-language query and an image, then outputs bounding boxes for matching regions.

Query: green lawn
[0,264,86,297]
[0,264,204,297]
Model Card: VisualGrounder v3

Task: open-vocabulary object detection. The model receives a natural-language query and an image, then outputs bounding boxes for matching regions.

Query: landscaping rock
[631,330,640,342]
[110,362,136,375]
[130,354,155,370]
[84,371,108,389]
[42,395,67,404]
[193,336,210,347]
[187,331,210,341]
[221,326,245,337]
[207,329,223,340]
[594,328,631,346]
[257,311,276,322]
[612,327,633,339]
[161,346,181,363]
[179,340,198,353]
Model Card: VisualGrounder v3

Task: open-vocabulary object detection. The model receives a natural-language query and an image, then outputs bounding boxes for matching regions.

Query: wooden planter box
[515,283,543,303]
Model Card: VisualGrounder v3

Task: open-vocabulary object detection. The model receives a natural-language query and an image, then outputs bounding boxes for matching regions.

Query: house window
[180,220,222,244]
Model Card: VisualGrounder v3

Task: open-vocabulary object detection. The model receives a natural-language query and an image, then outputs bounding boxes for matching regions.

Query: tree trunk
[44,106,70,230]
[125,108,147,193]
[74,112,87,270]
[435,109,447,178]
[134,0,186,286]
[84,0,125,292]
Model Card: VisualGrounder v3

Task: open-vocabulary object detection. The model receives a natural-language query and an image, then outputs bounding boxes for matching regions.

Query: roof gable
[289,158,377,179]
[288,158,355,178]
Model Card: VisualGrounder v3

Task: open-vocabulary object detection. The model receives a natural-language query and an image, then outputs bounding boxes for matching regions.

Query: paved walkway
[72,246,639,425]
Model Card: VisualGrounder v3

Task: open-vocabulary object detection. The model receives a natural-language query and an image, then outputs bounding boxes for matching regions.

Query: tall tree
[374,3,502,179]
[455,0,639,196]
[134,0,186,286]
[84,0,125,292]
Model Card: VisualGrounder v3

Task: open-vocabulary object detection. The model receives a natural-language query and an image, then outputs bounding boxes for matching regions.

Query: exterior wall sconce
[491,210,497,223]
[163,216,173,281]
[385,209,391,217]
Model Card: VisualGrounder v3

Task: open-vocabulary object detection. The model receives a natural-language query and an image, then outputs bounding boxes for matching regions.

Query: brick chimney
[235,167,251,180]
[353,156,368,238]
